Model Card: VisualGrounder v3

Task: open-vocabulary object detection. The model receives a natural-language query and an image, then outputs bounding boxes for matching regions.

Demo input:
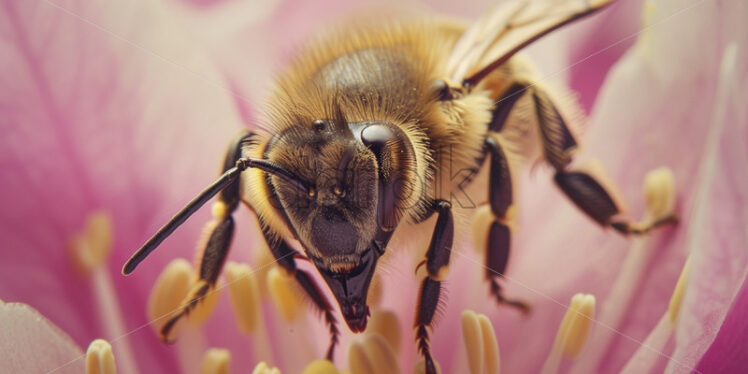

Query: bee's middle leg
[480,136,531,313]
[414,200,453,374]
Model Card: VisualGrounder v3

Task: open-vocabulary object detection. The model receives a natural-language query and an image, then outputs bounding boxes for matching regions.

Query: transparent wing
[446,0,615,86]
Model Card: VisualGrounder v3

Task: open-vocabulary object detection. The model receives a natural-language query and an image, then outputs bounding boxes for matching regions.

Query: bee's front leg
[259,228,341,361]
[414,200,453,374]
[160,129,254,341]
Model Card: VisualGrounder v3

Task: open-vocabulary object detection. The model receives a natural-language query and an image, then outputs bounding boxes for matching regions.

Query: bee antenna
[122,157,308,275]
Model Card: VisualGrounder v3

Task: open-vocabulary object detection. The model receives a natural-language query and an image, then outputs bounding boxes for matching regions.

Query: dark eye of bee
[313,119,326,132]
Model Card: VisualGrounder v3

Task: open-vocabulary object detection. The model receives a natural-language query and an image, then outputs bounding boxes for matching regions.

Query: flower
[1,0,746,374]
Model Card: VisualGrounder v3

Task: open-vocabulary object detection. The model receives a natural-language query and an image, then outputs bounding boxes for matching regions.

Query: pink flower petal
[695,274,748,373]
[0,302,84,374]
[0,0,247,371]
[666,40,748,373]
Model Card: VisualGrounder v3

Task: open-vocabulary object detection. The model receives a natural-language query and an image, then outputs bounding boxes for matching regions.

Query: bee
[123,0,676,372]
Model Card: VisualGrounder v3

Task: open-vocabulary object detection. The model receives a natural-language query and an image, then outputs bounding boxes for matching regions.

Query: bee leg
[260,228,341,361]
[528,86,677,234]
[553,171,678,234]
[415,200,453,374]
[160,130,254,341]
[483,137,531,314]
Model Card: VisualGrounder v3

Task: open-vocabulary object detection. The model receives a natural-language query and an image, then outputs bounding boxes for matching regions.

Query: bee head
[266,118,418,331]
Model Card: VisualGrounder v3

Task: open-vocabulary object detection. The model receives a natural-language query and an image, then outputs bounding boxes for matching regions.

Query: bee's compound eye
[313,119,326,132]
[361,124,395,152]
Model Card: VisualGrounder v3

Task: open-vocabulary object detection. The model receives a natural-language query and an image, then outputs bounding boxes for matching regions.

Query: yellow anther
[225,262,261,333]
[477,314,500,374]
[367,310,402,353]
[86,339,116,374]
[200,348,230,374]
[186,280,220,326]
[252,362,281,374]
[212,202,230,220]
[148,259,192,335]
[642,0,656,27]
[70,210,114,274]
[267,266,303,321]
[348,341,374,374]
[668,256,691,325]
[254,247,276,300]
[413,359,441,374]
[362,334,401,374]
[461,310,484,374]
[541,294,596,374]
[303,359,340,374]
[462,311,484,374]
[643,167,676,221]
[472,205,493,255]
[559,294,596,358]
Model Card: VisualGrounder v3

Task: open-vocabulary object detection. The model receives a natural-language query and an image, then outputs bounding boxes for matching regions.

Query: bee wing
[446,0,614,86]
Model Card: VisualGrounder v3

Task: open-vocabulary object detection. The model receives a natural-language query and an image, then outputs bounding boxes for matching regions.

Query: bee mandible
[123,0,676,372]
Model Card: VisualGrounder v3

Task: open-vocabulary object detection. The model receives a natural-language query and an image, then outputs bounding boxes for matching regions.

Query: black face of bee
[266,120,378,330]
[266,119,415,331]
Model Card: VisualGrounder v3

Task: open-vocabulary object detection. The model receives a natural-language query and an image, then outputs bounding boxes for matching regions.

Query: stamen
[254,247,275,300]
[69,210,113,275]
[348,340,374,374]
[413,359,442,374]
[200,348,230,374]
[362,334,400,374]
[561,294,595,358]
[267,266,303,321]
[302,360,340,374]
[541,294,596,374]
[643,167,676,222]
[637,0,656,54]
[668,256,691,325]
[252,362,281,374]
[86,339,116,374]
[225,262,261,333]
[70,211,138,374]
[461,310,484,374]
[148,259,192,337]
[461,310,500,374]
[477,314,500,374]
[367,310,402,353]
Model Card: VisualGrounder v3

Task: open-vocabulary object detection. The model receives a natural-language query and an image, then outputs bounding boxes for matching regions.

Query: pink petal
[0,302,84,374]
[666,40,748,373]
[0,0,247,371]
[694,274,748,373]
[567,0,645,113]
